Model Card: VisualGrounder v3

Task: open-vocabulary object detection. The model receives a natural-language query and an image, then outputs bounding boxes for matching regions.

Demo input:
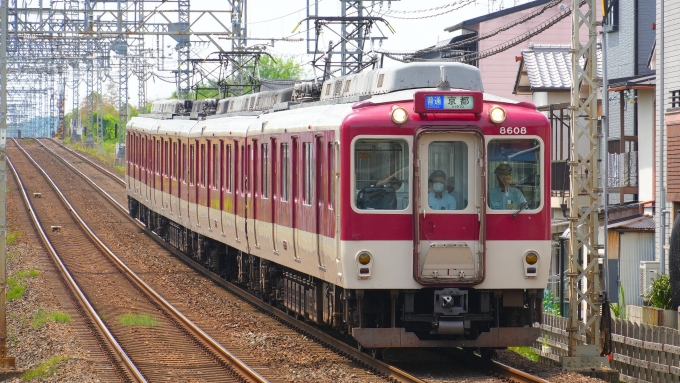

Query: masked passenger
[428,170,456,210]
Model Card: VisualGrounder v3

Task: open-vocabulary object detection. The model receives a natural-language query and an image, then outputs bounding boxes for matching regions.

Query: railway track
[35,138,550,383]
[8,139,267,383]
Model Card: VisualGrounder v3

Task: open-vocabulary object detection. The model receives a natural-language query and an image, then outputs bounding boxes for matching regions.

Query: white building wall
[638,89,655,202]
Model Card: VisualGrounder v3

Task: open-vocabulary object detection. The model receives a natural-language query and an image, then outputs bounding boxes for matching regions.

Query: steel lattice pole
[563,0,609,369]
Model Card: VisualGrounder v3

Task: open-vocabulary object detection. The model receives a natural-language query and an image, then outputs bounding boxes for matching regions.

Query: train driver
[428,170,456,210]
[488,163,527,210]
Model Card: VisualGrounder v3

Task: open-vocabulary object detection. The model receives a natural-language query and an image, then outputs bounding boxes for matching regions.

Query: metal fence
[533,314,680,383]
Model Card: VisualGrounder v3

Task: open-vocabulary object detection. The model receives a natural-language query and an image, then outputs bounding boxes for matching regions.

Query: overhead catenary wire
[381,0,584,64]
[248,0,326,25]
[377,0,561,56]
[379,0,476,20]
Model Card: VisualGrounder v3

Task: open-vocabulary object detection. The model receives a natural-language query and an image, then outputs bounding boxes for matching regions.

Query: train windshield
[487,138,541,211]
[354,139,410,210]
[426,141,468,211]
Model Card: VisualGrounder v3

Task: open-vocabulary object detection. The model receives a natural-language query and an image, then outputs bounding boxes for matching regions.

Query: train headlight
[523,251,539,278]
[489,106,506,124]
[391,105,408,125]
[357,251,372,265]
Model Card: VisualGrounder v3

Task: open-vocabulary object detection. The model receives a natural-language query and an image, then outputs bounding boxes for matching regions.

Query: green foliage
[7,231,22,245]
[258,54,305,80]
[645,274,673,310]
[22,356,69,380]
[508,346,540,362]
[117,313,158,327]
[6,252,16,260]
[610,285,627,319]
[542,288,560,316]
[32,309,72,329]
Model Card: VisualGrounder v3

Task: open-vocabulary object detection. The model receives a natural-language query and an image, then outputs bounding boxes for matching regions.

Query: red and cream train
[125,62,550,352]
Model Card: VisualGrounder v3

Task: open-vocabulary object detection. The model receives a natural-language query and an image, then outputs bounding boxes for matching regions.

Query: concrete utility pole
[563,0,609,369]
[0,0,16,368]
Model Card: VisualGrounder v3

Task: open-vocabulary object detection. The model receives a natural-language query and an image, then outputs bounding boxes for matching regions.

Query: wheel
[370,348,384,360]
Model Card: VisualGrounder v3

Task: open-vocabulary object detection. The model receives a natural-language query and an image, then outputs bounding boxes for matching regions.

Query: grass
[21,355,69,381]
[117,313,158,327]
[6,269,40,301]
[15,269,39,278]
[7,252,16,260]
[6,231,22,245]
[6,277,24,301]
[32,309,72,329]
[68,140,126,177]
[508,346,540,362]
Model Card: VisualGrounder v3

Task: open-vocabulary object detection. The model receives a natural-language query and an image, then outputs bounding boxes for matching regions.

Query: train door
[414,131,485,285]
[221,142,232,237]
[207,141,215,231]
[251,140,259,248]
[270,138,277,253]
[180,141,188,220]
[314,136,324,267]
[162,139,169,211]
[291,137,300,260]
[154,137,160,207]
[275,141,291,257]
[195,140,201,227]
[170,140,178,216]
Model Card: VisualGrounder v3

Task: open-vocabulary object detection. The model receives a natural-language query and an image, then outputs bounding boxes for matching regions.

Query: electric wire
[380,0,476,20]
[249,0,326,25]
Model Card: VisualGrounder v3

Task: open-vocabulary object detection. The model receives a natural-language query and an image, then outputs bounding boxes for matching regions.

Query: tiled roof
[514,43,602,94]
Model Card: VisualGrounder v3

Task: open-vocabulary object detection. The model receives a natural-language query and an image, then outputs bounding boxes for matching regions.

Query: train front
[337,64,550,350]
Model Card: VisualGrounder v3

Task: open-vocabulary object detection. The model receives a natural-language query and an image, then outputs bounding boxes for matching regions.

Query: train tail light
[523,251,539,278]
[356,251,372,279]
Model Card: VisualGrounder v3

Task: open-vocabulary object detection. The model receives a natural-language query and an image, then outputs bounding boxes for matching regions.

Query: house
[512,0,656,308]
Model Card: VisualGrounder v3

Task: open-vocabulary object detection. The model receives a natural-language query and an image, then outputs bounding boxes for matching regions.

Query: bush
[645,274,673,310]
[542,288,560,316]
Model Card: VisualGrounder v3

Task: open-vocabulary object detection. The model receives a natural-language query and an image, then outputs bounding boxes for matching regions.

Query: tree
[258,54,306,80]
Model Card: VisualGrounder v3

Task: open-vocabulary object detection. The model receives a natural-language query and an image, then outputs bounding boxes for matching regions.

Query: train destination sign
[413,91,483,114]
[424,95,474,110]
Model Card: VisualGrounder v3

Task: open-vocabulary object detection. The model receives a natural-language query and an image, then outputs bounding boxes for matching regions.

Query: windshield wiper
[511,197,535,217]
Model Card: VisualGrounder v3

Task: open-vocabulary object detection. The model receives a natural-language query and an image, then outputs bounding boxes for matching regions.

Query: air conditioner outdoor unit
[639,261,660,297]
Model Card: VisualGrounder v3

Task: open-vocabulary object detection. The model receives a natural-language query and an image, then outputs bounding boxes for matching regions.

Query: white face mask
[433,182,445,193]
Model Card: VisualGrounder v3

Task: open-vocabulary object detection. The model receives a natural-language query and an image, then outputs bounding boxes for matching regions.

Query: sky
[72,0,534,107]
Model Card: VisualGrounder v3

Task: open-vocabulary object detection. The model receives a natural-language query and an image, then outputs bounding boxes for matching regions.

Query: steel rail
[46,140,551,383]
[7,153,146,383]
[13,139,268,383]
[45,138,125,186]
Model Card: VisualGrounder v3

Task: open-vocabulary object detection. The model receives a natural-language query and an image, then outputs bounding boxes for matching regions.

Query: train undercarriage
[130,198,542,352]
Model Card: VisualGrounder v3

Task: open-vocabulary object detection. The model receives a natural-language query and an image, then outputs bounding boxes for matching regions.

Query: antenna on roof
[437,65,451,90]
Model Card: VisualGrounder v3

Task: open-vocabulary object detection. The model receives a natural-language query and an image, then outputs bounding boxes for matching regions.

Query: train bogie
[126,62,550,350]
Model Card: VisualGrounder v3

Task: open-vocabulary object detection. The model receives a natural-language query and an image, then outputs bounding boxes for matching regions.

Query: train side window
[164,141,169,177]
[189,144,195,185]
[354,139,409,211]
[281,143,289,202]
[262,143,269,199]
[213,143,219,190]
[182,143,187,183]
[226,144,232,192]
[201,143,206,187]
[173,142,178,180]
[328,142,335,209]
[156,139,161,175]
[487,139,541,211]
[303,142,312,205]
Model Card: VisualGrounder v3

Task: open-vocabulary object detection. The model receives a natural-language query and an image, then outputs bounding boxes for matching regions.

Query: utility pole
[0,0,17,368]
[563,0,609,369]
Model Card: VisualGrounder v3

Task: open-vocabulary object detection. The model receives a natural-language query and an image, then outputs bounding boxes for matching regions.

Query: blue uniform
[428,191,456,210]
[488,187,526,210]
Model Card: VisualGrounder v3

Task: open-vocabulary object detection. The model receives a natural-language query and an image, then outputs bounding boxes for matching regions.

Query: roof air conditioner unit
[639,261,660,298]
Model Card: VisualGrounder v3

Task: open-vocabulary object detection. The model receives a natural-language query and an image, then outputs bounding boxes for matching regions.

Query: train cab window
[354,139,410,211]
[426,141,468,211]
[281,143,289,202]
[487,139,541,211]
[262,143,269,199]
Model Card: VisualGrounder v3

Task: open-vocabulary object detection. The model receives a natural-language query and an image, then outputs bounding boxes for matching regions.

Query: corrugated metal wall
[618,232,655,306]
